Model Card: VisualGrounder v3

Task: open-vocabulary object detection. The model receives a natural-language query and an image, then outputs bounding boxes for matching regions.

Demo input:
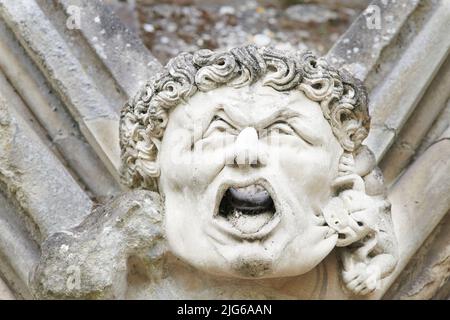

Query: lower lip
[211,213,281,241]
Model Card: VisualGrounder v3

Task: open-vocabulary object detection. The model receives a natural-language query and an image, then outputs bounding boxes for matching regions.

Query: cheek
[277,145,341,200]
[159,128,227,192]
[159,127,194,191]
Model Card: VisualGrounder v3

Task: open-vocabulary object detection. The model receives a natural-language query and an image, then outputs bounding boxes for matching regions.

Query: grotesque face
[159,81,342,278]
[120,46,397,295]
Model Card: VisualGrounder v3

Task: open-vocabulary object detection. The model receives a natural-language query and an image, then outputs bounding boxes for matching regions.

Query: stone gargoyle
[31,45,398,299]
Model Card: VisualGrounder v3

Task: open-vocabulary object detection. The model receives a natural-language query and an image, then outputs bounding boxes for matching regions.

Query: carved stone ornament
[31,45,398,299]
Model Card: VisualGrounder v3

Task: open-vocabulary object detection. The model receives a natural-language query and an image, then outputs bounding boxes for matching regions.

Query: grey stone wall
[0,0,449,299]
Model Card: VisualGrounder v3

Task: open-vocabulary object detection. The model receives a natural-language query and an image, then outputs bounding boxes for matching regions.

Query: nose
[228,127,265,168]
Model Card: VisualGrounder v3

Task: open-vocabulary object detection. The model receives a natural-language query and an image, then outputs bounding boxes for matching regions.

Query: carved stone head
[120,46,396,293]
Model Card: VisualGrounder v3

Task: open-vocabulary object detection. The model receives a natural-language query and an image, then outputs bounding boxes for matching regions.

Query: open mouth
[217,184,277,235]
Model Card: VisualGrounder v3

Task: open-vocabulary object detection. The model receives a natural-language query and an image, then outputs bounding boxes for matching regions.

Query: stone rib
[365,0,450,162]
[326,0,420,81]
[0,20,121,199]
[380,56,450,184]
[0,0,121,181]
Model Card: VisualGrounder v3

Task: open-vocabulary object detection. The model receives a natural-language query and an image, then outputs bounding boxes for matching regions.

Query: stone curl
[120,45,370,190]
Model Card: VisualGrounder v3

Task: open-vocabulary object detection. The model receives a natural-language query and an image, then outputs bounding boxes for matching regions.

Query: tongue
[228,209,273,234]
[227,185,272,211]
[219,185,276,234]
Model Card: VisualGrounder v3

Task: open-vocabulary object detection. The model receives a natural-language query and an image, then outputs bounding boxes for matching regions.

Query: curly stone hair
[120,45,370,190]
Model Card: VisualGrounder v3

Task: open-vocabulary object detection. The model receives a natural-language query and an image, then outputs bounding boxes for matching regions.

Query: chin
[211,240,280,279]
[229,254,275,278]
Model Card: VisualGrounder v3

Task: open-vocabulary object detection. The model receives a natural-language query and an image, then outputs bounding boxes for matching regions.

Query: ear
[132,158,159,191]
[131,136,161,190]
[330,106,366,152]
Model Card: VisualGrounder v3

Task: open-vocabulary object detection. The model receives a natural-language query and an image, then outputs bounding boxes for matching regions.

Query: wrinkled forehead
[172,82,328,128]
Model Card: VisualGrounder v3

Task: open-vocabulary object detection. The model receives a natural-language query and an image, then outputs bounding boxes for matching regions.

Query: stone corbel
[30,191,165,299]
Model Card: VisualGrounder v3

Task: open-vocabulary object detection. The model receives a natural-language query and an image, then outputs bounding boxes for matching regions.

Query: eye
[262,119,318,146]
[263,121,295,136]
[203,115,236,138]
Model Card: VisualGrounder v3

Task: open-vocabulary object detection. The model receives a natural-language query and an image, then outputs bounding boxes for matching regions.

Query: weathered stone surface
[0,0,165,185]
[327,0,420,81]
[380,56,450,184]
[0,0,121,180]
[31,45,398,299]
[0,20,121,199]
[326,0,450,168]
[325,2,450,297]
[0,276,14,300]
[104,0,140,34]
[285,4,339,24]
[58,0,163,99]
[0,85,92,242]
[364,0,450,162]
[0,0,448,301]
[0,0,166,300]
[417,99,450,156]
[384,211,450,299]
[31,190,164,299]
[0,192,38,299]
[373,130,450,298]
[137,0,364,63]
